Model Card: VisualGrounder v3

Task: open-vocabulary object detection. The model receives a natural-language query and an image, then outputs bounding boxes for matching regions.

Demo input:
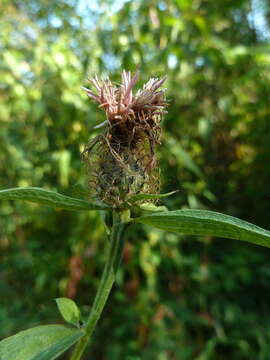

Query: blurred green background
[1,0,270,359]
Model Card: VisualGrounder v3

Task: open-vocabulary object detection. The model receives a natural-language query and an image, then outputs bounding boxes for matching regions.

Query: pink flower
[82,70,167,127]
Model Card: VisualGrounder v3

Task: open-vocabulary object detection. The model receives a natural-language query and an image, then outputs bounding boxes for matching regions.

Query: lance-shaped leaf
[134,209,270,248]
[0,187,109,211]
[0,325,84,360]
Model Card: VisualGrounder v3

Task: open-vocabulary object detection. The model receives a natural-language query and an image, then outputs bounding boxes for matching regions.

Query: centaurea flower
[82,70,168,206]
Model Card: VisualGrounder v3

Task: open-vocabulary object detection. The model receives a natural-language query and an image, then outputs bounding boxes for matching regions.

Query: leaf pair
[0,298,82,360]
[1,187,270,248]
[1,187,270,360]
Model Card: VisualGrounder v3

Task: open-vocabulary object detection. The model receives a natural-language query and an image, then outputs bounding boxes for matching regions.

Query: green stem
[70,210,129,360]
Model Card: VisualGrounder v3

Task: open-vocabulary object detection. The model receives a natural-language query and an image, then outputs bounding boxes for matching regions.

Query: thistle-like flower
[82,70,168,206]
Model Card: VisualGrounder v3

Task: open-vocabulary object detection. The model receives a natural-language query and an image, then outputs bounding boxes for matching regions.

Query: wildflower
[82,70,168,206]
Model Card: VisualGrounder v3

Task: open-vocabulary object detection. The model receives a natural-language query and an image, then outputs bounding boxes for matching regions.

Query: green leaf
[55,298,81,326]
[0,325,84,360]
[137,203,168,213]
[127,191,177,203]
[71,183,89,199]
[0,187,109,211]
[134,209,270,248]
[166,137,203,177]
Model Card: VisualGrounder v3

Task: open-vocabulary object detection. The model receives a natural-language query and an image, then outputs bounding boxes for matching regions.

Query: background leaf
[55,298,81,326]
[0,325,84,360]
[135,209,270,247]
[0,187,108,211]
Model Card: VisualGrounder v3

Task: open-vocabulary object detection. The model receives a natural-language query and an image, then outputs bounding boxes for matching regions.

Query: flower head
[82,70,167,126]
[82,70,168,206]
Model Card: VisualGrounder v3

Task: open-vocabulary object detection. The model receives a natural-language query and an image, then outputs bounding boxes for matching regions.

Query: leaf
[127,191,177,203]
[0,325,84,360]
[0,187,109,211]
[166,137,203,177]
[55,298,81,327]
[137,203,168,213]
[71,183,89,199]
[134,209,270,248]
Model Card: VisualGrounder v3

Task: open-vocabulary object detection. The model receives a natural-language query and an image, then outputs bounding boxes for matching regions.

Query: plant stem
[70,210,129,360]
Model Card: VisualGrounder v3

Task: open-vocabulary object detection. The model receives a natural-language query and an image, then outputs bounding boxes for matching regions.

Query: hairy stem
[70,210,129,360]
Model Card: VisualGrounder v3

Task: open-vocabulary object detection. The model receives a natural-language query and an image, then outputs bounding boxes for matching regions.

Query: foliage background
[1,0,270,359]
